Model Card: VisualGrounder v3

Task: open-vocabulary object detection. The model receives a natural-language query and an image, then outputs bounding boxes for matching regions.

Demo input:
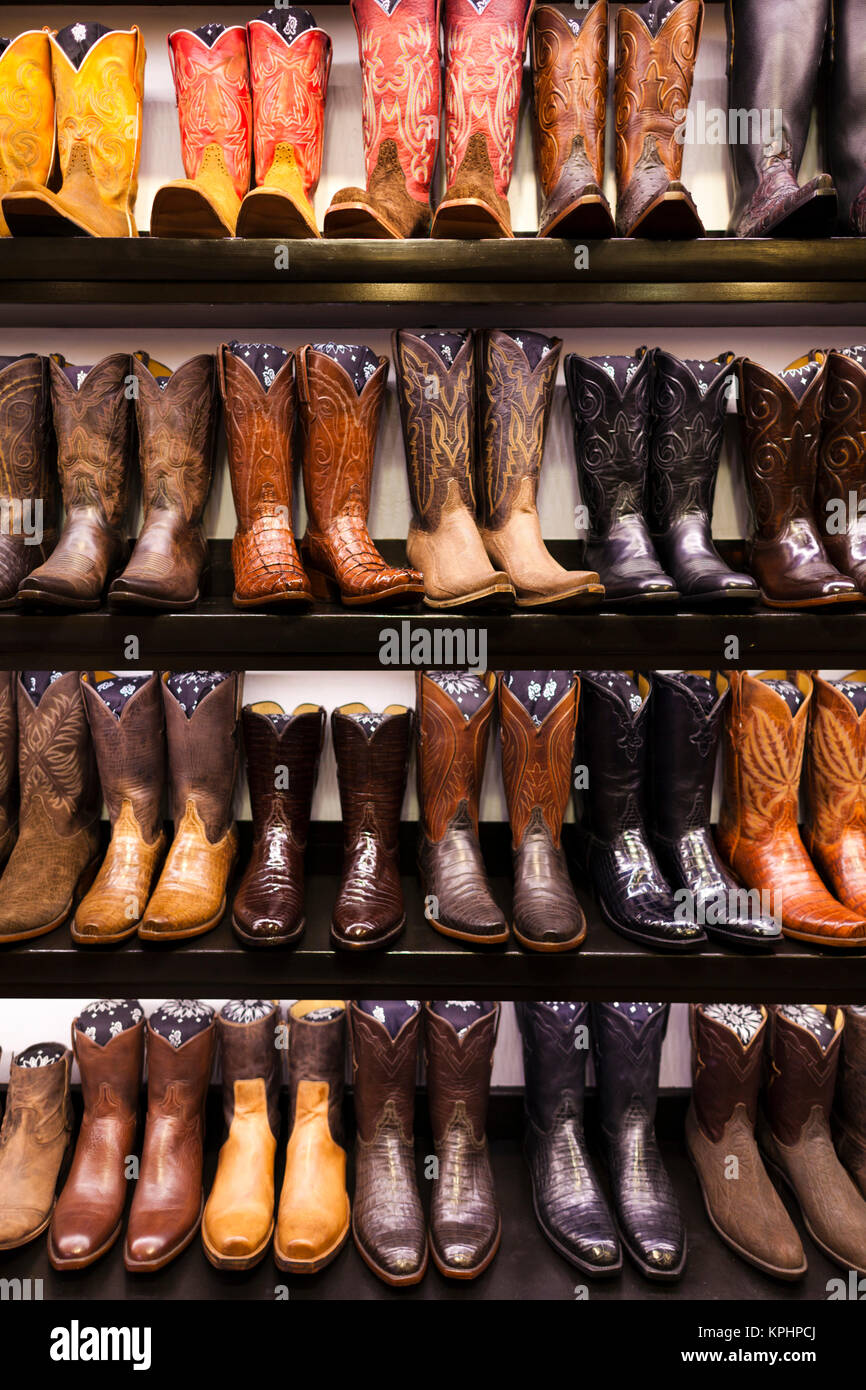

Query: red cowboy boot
[238,10,332,238]
[432,0,534,239]
[324,0,440,239]
[151,25,252,238]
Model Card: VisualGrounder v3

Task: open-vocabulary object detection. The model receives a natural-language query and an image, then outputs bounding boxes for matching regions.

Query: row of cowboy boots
[688,1003,866,1277]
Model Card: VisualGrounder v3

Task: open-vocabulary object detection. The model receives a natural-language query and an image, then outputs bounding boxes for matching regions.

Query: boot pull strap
[296,346,311,406]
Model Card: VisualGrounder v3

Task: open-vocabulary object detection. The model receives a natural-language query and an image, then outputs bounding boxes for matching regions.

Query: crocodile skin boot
[2,25,145,237]
[232,702,325,947]
[109,353,219,609]
[530,2,614,238]
[0,355,57,605]
[425,1001,501,1278]
[0,672,100,944]
[432,0,534,239]
[349,1000,426,1285]
[416,670,508,945]
[738,356,860,607]
[759,1005,866,1275]
[828,0,866,233]
[614,0,704,237]
[516,1001,620,1275]
[49,1003,143,1269]
[499,671,585,951]
[565,352,678,604]
[649,671,780,948]
[0,671,16,864]
[151,25,251,238]
[717,670,866,946]
[725,0,836,237]
[576,671,704,950]
[73,672,167,944]
[297,344,423,604]
[646,348,758,603]
[139,672,241,941]
[833,1005,866,1199]
[818,347,866,589]
[238,10,331,238]
[202,1001,281,1270]
[324,0,439,239]
[0,1044,73,1250]
[274,1001,350,1273]
[18,354,133,609]
[685,1003,806,1278]
[803,673,866,918]
[478,331,603,608]
[0,30,54,236]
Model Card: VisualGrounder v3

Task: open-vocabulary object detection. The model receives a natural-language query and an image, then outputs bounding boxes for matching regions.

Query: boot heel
[305,564,341,603]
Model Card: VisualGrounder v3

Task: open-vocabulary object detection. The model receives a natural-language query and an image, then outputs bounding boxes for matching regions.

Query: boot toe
[433,1228,496,1274]
[362,1231,426,1279]
[125,1231,175,1269]
[0,1205,46,1247]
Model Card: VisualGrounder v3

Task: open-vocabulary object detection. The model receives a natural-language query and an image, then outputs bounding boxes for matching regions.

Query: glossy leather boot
[0,1045,73,1250]
[565,352,678,604]
[232,701,325,947]
[646,349,758,603]
[650,671,780,948]
[576,671,704,950]
[0,31,54,236]
[274,1001,350,1273]
[331,704,412,950]
[0,671,16,864]
[828,0,866,233]
[593,1002,686,1279]
[349,1000,426,1285]
[818,347,866,588]
[425,1001,501,1278]
[717,670,866,946]
[416,671,508,945]
[833,1005,866,1199]
[0,355,57,604]
[686,1003,806,1279]
[499,671,585,951]
[804,672,866,917]
[515,1001,620,1275]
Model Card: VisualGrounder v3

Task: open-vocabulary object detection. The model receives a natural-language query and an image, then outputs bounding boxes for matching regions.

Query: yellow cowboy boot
[0,29,55,236]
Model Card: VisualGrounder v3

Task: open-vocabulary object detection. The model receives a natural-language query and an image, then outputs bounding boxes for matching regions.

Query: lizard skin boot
[803,672,866,918]
[833,1005,866,1200]
[0,670,16,864]
[828,0,866,233]
[0,354,58,606]
[0,1044,73,1250]
[0,29,54,236]
[817,346,866,589]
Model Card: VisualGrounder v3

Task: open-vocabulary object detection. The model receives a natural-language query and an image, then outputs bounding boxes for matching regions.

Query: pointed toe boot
[817,348,866,590]
[833,1005,866,1199]
[0,354,58,605]
[804,673,866,917]
[0,1045,73,1250]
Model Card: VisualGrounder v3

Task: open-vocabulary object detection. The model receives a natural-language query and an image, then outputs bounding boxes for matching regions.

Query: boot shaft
[805,673,866,847]
[718,670,811,848]
[248,15,331,195]
[0,31,55,210]
[349,1000,420,1143]
[81,671,165,839]
[765,1004,843,1144]
[647,349,737,533]
[515,1000,588,1131]
[15,671,99,836]
[577,670,650,838]
[818,349,866,509]
[564,352,652,536]
[161,671,241,839]
[738,357,826,539]
[423,1001,498,1143]
[144,1018,215,1122]
[477,330,561,532]
[650,670,727,839]
[218,345,296,527]
[416,670,496,839]
[393,329,477,531]
[168,26,251,197]
[530,2,607,195]
[2,1047,72,1145]
[242,702,324,842]
[216,1002,282,1138]
[441,0,533,193]
[331,706,412,849]
[498,672,578,848]
[591,1001,667,1135]
[835,1005,866,1141]
[690,1002,767,1141]
[0,671,16,848]
[614,0,702,194]
[48,354,134,528]
[351,0,440,199]
[132,354,218,522]
[0,355,57,519]
[297,346,387,527]
[74,1015,144,1119]
[286,1000,346,1143]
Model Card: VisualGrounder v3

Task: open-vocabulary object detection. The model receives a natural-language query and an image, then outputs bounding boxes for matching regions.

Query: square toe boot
[0,1045,73,1250]
[0,670,17,865]
[139,672,241,941]
[833,1005,866,1199]
[0,30,54,236]
[685,1004,806,1279]
[48,1010,143,1269]
[803,673,866,918]
[202,1002,281,1270]
[0,672,100,944]
[0,354,58,605]
[274,1001,350,1273]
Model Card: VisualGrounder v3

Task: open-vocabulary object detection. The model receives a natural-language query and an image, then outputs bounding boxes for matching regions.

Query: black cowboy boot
[828,0,866,233]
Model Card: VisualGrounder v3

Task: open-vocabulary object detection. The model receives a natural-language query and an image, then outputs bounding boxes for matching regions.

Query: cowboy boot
[218,343,312,608]
[759,1005,866,1275]
[18,353,133,609]
[125,1002,215,1271]
[150,25,252,238]
[139,672,241,941]
[331,704,412,951]
[614,0,704,237]
[425,1001,501,1278]
[649,671,780,948]
[0,1044,73,1250]
[348,1000,426,1285]
[3,25,145,237]
[685,1004,806,1278]
[416,670,508,944]
[0,672,100,944]
[803,672,866,916]
[499,671,585,951]
[109,354,219,610]
[393,329,513,608]
[433,0,533,239]
[49,1001,144,1269]
[530,2,614,238]
[274,1001,350,1273]
[73,673,167,945]
[645,348,758,603]
[593,1002,686,1280]
[0,670,17,864]
[738,356,860,607]
[515,1001,620,1275]
[477,331,603,608]
[297,344,423,605]
[238,9,331,238]
[0,30,54,236]
[717,670,866,946]
[817,347,866,588]
[0,354,57,605]
[576,671,704,950]
[565,352,678,604]
[202,1001,281,1270]
[232,701,325,947]
[324,0,440,239]
[833,1005,866,1199]
[829,0,866,233]
[725,0,836,237]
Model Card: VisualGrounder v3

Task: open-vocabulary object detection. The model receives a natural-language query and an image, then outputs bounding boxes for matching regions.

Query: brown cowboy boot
[803,672,866,919]
[0,670,16,864]
[817,347,866,589]
[0,1044,73,1250]
[833,1005,866,1199]
[0,354,57,606]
